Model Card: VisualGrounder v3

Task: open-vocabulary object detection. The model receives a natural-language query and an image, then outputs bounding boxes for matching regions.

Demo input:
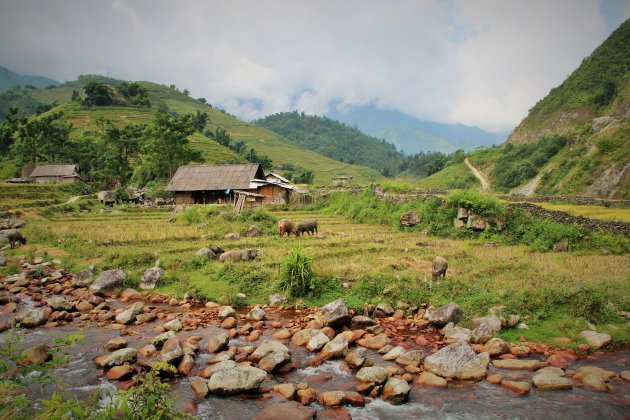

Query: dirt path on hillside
[514,171,545,196]
[464,157,490,191]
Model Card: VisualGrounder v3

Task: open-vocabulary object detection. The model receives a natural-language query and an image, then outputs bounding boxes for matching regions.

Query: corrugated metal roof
[30,164,80,177]
[165,164,265,192]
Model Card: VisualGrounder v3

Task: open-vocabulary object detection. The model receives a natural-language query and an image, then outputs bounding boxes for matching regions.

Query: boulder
[255,402,316,420]
[351,315,376,328]
[357,333,390,350]
[206,361,267,395]
[582,374,608,392]
[0,254,6,266]
[21,344,51,365]
[532,373,573,390]
[191,376,209,398]
[306,332,330,352]
[317,299,351,329]
[152,330,176,347]
[424,302,463,326]
[115,302,144,325]
[207,333,230,353]
[106,364,134,381]
[246,225,262,237]
[395,350,425,367]
[492,359,540,370]
[246,307,266,321]
[250,339,289,362]
[441,323,472,343]
[572,366,617,382]
[95,348,137,368]
[106,337,128,351]
[416,371,447,388]
[223,233,240,240]
[318,391,346,406]
[120,288,141,299]
[218,306,236,319]
[400,211,420,227]
[47,297,72,311]
[291,329,321,346]
[258,350,290,372]
[272,383,296,400]
[356,366,388,384]
[269,293,288,307]
[159,336,183,364]
[71,267,94,287]
[381,377,410,405]
[163,319,182,332]
[580,330,611,349]
[178,354,195,376]
[345,348,369,369]
[423,342,489,380]
[89,269,126,295]
[471,316,502,344]
[140,267,164,290]
[382,346,407,361]
[501,380,531,395]
[320,335,349,359]
[15,309,48,328]
[482,338,510,356]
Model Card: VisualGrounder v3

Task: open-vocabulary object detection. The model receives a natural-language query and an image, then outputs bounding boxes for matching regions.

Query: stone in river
[501,380,531,395]
[416,371,447,388]
[356,366,388,384]
[191,376,209,398]
[255,402,316,420]
[381,377,410,405]
[206,361,267,395]
[423,342,489,380]
[357,333,390,349]
[532,373,573,390]
[492,359,540,370]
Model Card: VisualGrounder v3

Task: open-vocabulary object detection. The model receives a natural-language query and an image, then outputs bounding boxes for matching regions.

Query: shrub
[447,190,505,216]
[278,246,315,297]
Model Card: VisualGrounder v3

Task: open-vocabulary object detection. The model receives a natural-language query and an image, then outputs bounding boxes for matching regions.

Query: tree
[0,107,23,155]
[12,111,71,165]
[83,82,114,106]
[191,111,209,132]
[71,90,81,102]
[98,120,144,186]
[214,127,231,147]
[143,112,202,179]
[119,81,150,107]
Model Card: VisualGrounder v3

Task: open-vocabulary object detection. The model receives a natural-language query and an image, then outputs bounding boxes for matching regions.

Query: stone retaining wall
[499,195,630,208]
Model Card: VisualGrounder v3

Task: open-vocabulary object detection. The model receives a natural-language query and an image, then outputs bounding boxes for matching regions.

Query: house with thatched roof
[165,163,294,206]
[29,164,82,183]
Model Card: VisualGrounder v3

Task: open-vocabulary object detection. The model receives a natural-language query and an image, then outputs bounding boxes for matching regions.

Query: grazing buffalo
[278,219,296,237]
[296,219,318,236]
[97,191,118,206]
[432,256,448,280]
[7,229,26,249]
[219,249,259,263]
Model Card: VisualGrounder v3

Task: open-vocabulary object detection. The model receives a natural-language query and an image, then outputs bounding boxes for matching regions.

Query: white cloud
[0,0,626,131]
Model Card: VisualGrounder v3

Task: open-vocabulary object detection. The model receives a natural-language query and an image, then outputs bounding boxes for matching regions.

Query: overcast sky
[1,0,628,131]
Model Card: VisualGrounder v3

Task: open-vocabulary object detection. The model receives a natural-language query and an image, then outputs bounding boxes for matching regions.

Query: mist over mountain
[0,65,60,92]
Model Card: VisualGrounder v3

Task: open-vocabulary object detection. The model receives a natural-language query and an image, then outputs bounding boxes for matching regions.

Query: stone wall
[506,203,630,236]
[499,195,630,208]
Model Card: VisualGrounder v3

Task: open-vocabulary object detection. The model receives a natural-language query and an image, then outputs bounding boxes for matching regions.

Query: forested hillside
[0,65,60,92]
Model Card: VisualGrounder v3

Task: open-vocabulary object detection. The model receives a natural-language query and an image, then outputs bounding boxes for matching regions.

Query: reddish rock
[273,329,292,339]
[296,388,318,405]
[487,374,502,384]
[272,383,296,400]
[247,330,262,342]
[343,391,365,407]
[501,380,531,395]
[106,364,134,381]
[255,402,316,420]
[221,317,237,329]
[317,407,352,420]
[191,376,209,398]
[318,390,346,406]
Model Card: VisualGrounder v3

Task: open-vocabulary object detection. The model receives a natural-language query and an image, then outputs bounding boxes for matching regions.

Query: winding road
[464,157,490,191]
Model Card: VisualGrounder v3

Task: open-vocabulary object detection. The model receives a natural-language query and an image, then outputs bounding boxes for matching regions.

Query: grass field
[2,194,628,348]
[536,202,630,222]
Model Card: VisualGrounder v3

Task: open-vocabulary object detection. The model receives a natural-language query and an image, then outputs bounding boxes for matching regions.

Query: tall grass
[278,245,314,297]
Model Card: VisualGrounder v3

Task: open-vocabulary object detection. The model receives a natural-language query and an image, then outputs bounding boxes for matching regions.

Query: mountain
[0,75,382,186]
[0,65,60,92]
[253,111,407,175]
[500,18,630,198]
[326,104,508,154]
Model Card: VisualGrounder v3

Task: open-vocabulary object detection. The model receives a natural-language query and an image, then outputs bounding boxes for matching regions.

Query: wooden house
[29,164,82,183]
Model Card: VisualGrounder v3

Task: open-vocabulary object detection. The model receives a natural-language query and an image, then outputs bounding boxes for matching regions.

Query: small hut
[29,164,82,183]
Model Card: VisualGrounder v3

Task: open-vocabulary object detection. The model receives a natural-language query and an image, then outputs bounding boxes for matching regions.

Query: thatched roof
[30,164,80,178]
[165,164,265,192]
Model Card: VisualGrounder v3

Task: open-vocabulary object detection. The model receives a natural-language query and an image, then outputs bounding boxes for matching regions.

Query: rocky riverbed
[1,258,629,419]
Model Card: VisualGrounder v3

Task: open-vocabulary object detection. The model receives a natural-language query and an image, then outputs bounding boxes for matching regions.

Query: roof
[234,190,265,198]
[165,164,265,192]
[249,179,295,190]
[265,172,290,184]
[30,164,80,178]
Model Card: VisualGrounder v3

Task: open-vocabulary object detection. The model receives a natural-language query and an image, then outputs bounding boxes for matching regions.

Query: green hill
[0,65,60,92]
[253,111,407,175]
[1,76,382,186]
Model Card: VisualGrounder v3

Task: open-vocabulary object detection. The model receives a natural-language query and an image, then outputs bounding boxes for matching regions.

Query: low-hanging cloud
[0,0,627,131]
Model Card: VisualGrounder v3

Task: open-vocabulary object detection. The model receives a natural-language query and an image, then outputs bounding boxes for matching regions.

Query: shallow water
[2,299,629,419]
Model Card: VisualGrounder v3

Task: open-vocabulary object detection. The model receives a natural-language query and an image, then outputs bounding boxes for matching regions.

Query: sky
[0,0,628,132]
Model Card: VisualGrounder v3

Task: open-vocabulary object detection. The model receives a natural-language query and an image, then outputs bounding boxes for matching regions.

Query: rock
[152,330,176,347]
[317,299,351,329]
[220,317,236,329]
[416,371,447,388]
[247,306,266,321]
[381,377,410,405]
[536,366,565,376]
[580,331,611,349]
[21,344,51,365]
[95,348,137,368]
[272,383,296,399]
[89,269,126,295]
[292,329,321,346]
[106,364,134,381]
[483,338,510,356]
[259,350,290,372]
[223,233,240,240]
[138,344,157,358]
[423,342,489,380]
[218,306,236,319]
[507,314,520,328]
[120,288,141,299]
[195,247,216,259]
[357,333,390,349]
[269,293,288,307]
[246,225,261,237]
[351,316,376,328]
[471,316,502,344]
[620,371,630,381]
[47,297,72,311]
[71,267,94,287]
[376,303,394,317]
[382,346,407,361]
[160,336,183,364]
[191,376,209,398]
[532,373,573,390]
[163,319,182,332]
[396,350,425,367]
[501,380,531,395]
[487,374,502,384]
[320,335,349,359]
[400,211,420,227]
[297,388,318,405]
[345,348,369,369]
[178,354,195,376]
[424,302,463,326]
[206,361,267,395]
[140,267,164,290]
[572,366,617,382]
[441,323,472,343]
[592,115,617,131]
[344,391,365,407]
[116,302,144,325]
[306,332,330,352]
[106,337,128,351]
[552,239,569,252]
[251,339,289,362]
[75,301,94,312]
[492,359,540,370]
[15,309,48,328]
[0,254,6,266]
[255,402,316,420]
[318,390,346,407]
[356,366,388,384]
[207,333,229,353]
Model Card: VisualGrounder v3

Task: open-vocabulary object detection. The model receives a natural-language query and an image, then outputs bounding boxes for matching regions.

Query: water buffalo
[432,256,448,280]
[7,229,26,249]
[219,249,259,263]
[278,219,295,237]
[296,219,318,236]
[97,191,118,206]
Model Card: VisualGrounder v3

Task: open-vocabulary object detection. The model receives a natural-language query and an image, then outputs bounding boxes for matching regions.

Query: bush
[447,190,505,216]
[278,246,315,297]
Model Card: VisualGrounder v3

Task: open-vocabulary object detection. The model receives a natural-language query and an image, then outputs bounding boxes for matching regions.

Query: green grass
[536,202,630,222]
[0,182,79,211]
[415,163,479,189]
